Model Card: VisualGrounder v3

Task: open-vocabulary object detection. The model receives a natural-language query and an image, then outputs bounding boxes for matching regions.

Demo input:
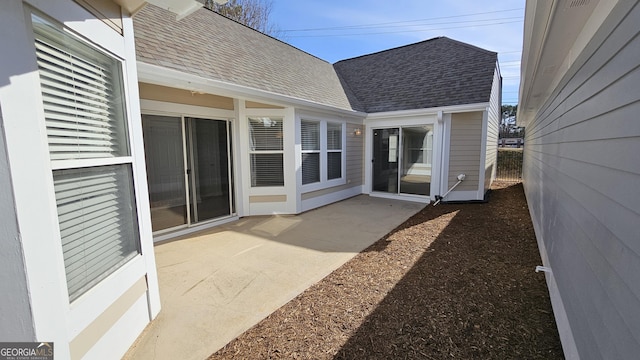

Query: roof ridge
[333,36,496,64]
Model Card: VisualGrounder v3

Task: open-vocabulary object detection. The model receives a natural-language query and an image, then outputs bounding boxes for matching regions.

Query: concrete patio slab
[123,195,424,360]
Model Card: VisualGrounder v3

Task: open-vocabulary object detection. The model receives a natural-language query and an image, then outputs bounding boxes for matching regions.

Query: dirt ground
[210,182,564,359]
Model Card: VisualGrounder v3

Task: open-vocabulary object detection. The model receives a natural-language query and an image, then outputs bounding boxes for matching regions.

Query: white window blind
[301,121,320,185]
[33,18,128,161]
[248,117,284,187]
[327,122,342,180]
[33,14,140,302]
[54,166,139,301]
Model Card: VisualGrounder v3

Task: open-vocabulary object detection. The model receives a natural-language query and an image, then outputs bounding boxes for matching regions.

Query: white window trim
[298,115,347,193]
[248,116,285,188]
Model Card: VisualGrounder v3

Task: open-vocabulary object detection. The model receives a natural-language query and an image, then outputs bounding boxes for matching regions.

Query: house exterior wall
[485,66,501,192]
[447,111,482,192]
[521,2,640,359]
[0,1,160,358]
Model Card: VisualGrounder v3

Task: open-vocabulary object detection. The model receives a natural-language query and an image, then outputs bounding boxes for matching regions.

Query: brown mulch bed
[210,182,564,359]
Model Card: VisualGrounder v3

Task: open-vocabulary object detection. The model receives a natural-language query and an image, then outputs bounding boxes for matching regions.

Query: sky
[270,0,525,105]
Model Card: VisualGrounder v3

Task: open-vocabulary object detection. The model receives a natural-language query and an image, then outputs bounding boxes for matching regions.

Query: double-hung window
[326,122,342,180]
[301,121,320,185]
[248,117,284,187]
[300,119,344,187]
[32,14,140,302]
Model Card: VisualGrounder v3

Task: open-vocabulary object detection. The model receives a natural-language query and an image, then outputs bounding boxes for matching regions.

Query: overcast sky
[271,0,525,105]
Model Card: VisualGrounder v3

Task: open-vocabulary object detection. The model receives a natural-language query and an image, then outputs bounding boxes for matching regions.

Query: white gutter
[365,102,490,120]
[137,62,366,118]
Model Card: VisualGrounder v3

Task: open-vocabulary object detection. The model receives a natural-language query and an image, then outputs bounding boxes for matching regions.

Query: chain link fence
[496,148,523,182]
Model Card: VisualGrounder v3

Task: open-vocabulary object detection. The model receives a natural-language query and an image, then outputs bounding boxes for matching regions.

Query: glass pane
[400,126,433,196]
[188,118,232,222]
[327,123,342,150]
[302,152,320,184]
[327,152,341,180]
[248,117,283,150]
[54,164,140,302]
[301,121,320,151]
[250,153,284,187]
[142,115,187,231]
[32,14,129,161]
[372,128,399,193]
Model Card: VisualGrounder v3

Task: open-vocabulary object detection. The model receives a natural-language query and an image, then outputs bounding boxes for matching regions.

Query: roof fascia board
[365,103,490,120]
[137,62,366,118]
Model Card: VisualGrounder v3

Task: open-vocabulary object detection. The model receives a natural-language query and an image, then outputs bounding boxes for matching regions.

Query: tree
[500,104,524,138]
[204,0,279,36]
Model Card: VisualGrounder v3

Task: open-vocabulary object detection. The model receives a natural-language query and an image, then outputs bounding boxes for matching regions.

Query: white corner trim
[477,110,489,199]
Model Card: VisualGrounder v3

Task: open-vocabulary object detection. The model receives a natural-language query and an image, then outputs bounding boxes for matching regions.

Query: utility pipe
[433,173,466,206]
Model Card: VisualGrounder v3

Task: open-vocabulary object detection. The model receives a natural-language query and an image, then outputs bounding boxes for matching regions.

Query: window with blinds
[301,121,320,185]
[248,117,284,187]
[32,14,140,302]
[300,119,344,187]
[327,122,342,180]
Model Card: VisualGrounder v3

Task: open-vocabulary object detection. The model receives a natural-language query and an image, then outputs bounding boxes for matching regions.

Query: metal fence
[496,148,523,182]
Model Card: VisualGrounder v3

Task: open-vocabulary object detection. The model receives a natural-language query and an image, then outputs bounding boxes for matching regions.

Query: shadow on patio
[211,183,564,359]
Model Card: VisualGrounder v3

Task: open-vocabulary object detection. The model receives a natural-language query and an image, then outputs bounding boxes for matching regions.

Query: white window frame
[298,115,347,192]
[31,11,145,305]
[248,116,285,188]
[301,120,321,185]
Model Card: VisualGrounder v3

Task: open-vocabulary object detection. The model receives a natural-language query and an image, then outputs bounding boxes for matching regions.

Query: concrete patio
[124,195,424,360]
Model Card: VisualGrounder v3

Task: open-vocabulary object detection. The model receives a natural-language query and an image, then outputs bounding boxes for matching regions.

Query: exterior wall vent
[567,0,591,8]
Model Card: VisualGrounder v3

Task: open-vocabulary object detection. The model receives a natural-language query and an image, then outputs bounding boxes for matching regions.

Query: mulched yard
[210,182,563,359]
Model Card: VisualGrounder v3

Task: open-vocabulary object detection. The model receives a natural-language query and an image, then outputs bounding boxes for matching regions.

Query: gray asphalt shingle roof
[133,5,355,110]
[134,7,496,114]
[333,37,498,113]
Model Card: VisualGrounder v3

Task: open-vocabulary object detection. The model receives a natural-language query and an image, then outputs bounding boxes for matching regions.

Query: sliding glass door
[372,126,433,197]
[142,115,234,232]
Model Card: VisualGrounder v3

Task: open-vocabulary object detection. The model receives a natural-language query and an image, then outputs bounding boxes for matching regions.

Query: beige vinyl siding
[139,83,234,110]
[485,67,501,192]
[249,195,287,203]
[245,101,284,109]
[346,123,364,186]
[448,112,482,191]
[74,0,123,34]
[522,4,640,359]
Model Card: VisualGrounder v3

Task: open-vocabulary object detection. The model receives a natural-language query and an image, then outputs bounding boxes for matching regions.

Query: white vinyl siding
[522,4,640,358]
[248,117,284,187]
[32,14,140,302]
[485,66,501,192]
